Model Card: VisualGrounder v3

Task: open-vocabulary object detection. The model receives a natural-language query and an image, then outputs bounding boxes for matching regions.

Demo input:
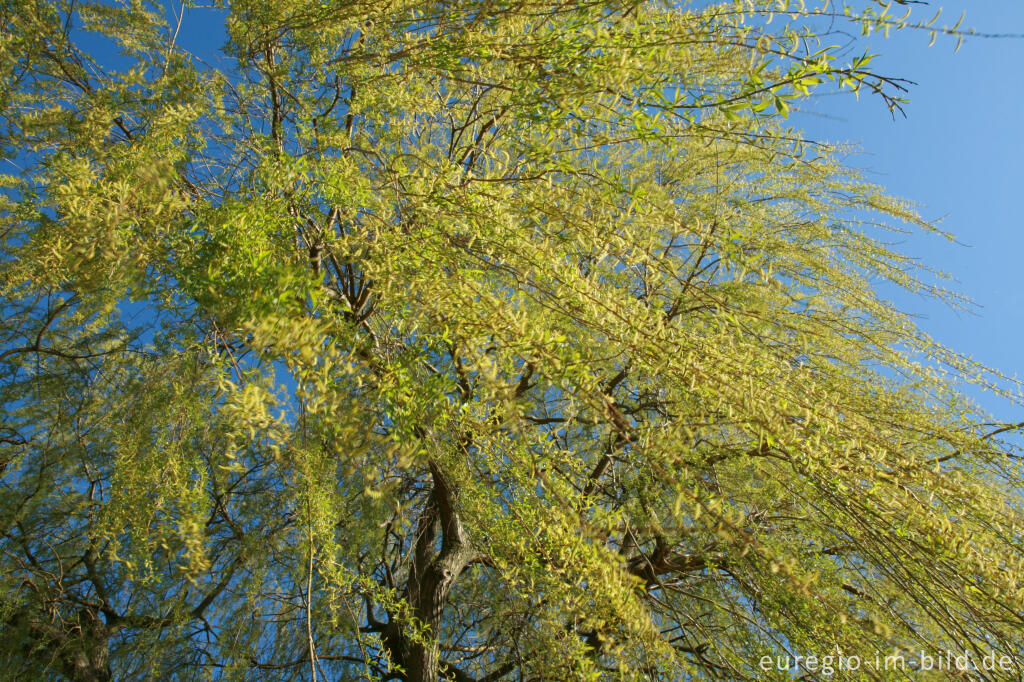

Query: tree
[2,0,1023,679]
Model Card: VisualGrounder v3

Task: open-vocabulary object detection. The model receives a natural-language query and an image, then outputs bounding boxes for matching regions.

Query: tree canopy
[2,0,1023,680]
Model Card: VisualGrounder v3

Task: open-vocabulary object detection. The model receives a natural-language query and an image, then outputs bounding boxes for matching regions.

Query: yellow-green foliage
[2,0,1022,680]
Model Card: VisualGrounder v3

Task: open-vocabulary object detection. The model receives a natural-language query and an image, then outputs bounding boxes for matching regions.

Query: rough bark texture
[389,460,477,682]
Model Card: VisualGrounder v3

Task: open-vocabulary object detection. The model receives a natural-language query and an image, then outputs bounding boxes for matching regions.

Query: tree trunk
[391,461,477,682]
[8,607,112,682]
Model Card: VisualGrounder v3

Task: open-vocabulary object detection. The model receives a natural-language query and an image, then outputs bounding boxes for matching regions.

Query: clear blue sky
[793,3,1024,421]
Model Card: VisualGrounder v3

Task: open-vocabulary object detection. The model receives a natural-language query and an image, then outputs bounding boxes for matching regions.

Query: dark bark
[5,605,112,682]
[384,460,479,682]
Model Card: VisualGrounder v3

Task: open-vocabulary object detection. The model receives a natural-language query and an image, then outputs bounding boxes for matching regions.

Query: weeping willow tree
[2,0,1023,680]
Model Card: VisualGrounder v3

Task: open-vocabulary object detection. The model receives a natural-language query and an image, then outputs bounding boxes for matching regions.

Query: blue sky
[792,3,1024,421]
